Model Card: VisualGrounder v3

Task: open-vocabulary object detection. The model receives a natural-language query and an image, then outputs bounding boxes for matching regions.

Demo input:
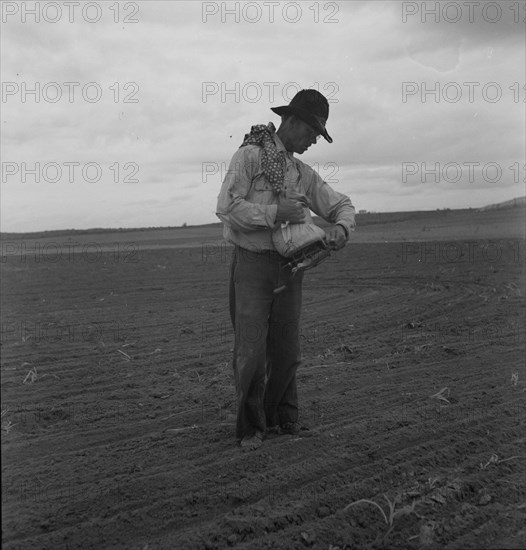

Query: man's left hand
[325,225,347,251]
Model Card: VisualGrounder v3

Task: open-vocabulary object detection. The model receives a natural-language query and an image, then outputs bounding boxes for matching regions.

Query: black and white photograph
[1,1,525,548]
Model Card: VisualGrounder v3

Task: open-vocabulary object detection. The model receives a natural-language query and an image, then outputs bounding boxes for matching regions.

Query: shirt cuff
[336,222,351,240]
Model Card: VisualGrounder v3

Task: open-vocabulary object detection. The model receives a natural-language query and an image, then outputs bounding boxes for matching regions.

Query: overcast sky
[1,0,524,232]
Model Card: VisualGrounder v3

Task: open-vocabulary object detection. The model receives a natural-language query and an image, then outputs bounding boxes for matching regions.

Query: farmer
[216,89,356,449]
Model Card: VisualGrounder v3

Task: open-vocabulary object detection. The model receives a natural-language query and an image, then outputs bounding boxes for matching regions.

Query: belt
[234,245,285,261]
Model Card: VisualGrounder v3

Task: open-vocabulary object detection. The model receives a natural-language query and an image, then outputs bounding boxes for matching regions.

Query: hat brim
[271,105,333,143]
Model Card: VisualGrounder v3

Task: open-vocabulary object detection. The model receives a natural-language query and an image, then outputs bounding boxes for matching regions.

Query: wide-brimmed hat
[271,89,333,143]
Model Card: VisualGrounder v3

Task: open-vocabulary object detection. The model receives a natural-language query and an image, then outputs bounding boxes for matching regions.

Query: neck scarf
[240,122,286,194]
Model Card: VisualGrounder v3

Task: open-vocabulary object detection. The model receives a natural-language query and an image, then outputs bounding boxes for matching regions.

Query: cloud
[1,0,523,231]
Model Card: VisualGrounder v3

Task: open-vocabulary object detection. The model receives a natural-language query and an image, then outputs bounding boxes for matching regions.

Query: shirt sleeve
[216,146,279,232]
[304,165,356,239]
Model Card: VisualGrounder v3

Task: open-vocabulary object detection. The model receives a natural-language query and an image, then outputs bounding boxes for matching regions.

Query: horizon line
[2,199,525,237]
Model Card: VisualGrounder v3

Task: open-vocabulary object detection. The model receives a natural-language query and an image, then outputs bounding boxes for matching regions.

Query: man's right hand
[275,199,306,224]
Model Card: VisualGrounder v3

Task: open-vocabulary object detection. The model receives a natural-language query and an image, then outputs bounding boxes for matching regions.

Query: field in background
[2,206,524,253]
[1,206,525,549]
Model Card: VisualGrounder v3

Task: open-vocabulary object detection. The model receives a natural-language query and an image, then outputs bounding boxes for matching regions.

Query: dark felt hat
[271,89,333,143]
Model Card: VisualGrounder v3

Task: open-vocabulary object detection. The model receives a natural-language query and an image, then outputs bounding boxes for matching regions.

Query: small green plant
[23,367,38,384]
[1,408,15,433]
[117,349,131,361]
[430,386,450,404]
[480,453,524,470]
[344,494,416,539]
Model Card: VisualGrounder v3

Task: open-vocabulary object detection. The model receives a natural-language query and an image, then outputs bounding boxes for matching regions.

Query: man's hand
[325,225,347,250]
[276,199,306,224]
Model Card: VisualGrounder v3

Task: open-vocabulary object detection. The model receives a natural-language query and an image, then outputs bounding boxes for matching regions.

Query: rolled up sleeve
[305,167,356,239]
[216,147,278,232]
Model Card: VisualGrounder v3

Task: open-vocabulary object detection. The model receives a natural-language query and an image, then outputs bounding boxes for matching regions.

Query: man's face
[289,117,321,154]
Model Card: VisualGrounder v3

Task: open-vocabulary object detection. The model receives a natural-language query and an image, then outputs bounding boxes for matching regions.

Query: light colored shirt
[216,126,356,251]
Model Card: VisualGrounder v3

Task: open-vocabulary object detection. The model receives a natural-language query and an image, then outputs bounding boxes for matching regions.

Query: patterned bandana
[240,122,286,194]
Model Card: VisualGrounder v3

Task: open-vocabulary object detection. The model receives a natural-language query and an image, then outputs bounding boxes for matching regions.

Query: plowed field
[2,208,525,549]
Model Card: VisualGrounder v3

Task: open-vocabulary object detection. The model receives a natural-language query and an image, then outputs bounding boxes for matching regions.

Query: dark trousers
[229,245,304,440]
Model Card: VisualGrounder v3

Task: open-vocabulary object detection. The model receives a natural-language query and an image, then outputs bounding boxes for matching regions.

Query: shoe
[239,431,264,450]
[265,425,280,435]
[264,425,281,439]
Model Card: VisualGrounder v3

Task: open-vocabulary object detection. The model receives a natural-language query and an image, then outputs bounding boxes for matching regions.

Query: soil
[1,210,525,549]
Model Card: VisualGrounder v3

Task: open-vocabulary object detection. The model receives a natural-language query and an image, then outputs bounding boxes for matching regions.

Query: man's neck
[276,127,294,153]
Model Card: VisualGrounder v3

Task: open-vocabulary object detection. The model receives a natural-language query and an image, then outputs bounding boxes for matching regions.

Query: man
[216,89,356,450]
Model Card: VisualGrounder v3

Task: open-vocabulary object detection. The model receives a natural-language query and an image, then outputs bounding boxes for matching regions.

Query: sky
[1,0,525,232]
